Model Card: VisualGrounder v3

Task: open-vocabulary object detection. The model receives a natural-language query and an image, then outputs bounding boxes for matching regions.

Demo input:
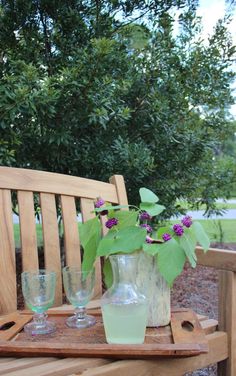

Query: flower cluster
[139,212,152,221]
[162,233,171,242]
[89,190,209,287]
[96,196,194,246]
[95,198,105,208]
[160,216,193,242]
[95,197,108,215]
[181,215,193,228]
[139,212,194,244]
[105,217,119,229]
[140,223,153,233]
[138,211,155,243]
[173,224,184,236]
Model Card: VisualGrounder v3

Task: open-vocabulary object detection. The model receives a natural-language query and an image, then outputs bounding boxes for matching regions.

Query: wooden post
[218,270,236,375]
[109,175,128,207]
[80,198,102,298]
[0,189,17,314]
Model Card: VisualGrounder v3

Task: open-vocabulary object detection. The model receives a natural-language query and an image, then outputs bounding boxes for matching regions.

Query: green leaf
[96,235,115,257]
[114,210,138,229]
[97,226,147,256]
[79,217,101,272]
[139,188,159,203]
[179,231,197,268]
[81,235,98,272]
[157,239,186,286]
[103,257,113,288]
[142,242,160,255]
[140,202,165,216]
[157,226,173,239]
[79,217,101,247]
[192,222,210,252]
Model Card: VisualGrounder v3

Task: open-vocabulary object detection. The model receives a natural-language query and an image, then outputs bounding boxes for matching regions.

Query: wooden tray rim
[0,308,209,359]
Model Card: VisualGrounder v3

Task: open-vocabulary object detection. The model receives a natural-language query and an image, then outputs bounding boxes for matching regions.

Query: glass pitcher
[101,253,148,344]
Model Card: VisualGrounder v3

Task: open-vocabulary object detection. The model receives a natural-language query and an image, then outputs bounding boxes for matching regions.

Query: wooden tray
[0,309,208,359]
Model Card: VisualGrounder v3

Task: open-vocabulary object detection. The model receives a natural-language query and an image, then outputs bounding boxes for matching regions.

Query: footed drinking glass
[63,266,96,328]
[21,270,56,335]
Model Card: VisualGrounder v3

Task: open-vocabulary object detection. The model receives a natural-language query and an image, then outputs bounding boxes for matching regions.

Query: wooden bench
[0,166,234,375]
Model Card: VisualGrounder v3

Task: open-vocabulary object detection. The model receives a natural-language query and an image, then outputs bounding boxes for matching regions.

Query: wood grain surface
[0,309,208,359]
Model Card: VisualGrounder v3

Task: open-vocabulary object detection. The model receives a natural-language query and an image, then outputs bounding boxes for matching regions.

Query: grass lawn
[216,203,236,209]
[176,201,236,210]
[14,224,44,248]
[197,219,236,243]
[14,218,236,248]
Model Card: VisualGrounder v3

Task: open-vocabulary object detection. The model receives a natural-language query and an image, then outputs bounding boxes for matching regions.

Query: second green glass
[63,266,96,328]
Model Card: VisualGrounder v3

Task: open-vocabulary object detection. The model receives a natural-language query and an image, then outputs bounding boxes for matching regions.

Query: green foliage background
[0,0,236,215]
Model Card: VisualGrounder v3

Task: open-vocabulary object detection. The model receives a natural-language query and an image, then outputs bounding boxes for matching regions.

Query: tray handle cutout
[0,321,16,331]
[181,320,194,332]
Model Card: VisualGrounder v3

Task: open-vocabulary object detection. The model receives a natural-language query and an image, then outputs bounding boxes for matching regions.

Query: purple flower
[173,224,184,236]
[95,198,105,208]
[162,233,172,242]
[105,217,118,229]
[146,236,153,244]
[140,223,153,233]
[181,215,193,228]
[139,211,152,221]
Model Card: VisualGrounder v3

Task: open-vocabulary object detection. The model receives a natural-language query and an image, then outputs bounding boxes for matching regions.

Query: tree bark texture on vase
[136,252,171,327]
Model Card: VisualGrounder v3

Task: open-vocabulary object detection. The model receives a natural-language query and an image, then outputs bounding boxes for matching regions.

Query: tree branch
[38,6,53,76]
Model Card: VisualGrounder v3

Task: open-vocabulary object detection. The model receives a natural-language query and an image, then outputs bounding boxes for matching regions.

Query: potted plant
[79,188,210,338]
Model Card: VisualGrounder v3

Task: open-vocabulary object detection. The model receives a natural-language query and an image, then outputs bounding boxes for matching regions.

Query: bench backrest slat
[0,167,128,314]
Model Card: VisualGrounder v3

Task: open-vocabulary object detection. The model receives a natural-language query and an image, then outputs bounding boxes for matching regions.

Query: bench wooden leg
[218,270,236,375]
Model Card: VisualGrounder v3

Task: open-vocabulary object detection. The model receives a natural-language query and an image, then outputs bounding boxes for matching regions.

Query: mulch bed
[172,242,236,320]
